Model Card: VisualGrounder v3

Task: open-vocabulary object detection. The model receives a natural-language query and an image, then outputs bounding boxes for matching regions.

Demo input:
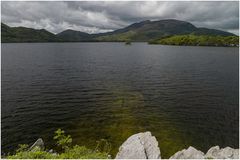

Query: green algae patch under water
[70,87,191,158]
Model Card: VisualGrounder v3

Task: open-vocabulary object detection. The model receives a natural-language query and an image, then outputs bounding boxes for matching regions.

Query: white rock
[170,146,204,159]
[232,149,239,159]
[116,135,146,159]
[140,132,161,159]
[205,146,220,158]
[115,131,160,159]
[205,146,239,159]
[29,138,45,151]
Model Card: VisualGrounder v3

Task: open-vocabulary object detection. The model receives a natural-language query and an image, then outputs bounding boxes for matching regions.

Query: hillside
[95,19,235,42]
[1,19,237,44]
[1,23,58,43]
[56,29,93,42]
[149,35,239,47]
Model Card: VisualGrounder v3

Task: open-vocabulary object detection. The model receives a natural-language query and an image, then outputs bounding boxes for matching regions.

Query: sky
[1,1,239,35]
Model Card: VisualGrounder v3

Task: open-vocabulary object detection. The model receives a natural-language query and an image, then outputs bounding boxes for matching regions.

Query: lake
[1,42,239,158]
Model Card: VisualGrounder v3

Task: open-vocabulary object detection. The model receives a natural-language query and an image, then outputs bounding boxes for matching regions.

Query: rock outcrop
[205,146,239,159]
[29,133,239,159]
[29,138,45,151]
[170,146,239,159]
[170,146,204,159]
[115,132,239,159]
[115,131,161,159]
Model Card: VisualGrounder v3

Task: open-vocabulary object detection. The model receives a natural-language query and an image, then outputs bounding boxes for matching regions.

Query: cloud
[1,1,239,35]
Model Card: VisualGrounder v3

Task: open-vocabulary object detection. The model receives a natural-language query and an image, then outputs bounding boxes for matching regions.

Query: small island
[125,40,131,45]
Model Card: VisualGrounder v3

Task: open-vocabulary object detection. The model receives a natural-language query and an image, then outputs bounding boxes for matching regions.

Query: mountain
[56,29,93,42]
[95,19,235,41]
[1,23,58,43]
[1,19,237,43]
[96,19,197,41]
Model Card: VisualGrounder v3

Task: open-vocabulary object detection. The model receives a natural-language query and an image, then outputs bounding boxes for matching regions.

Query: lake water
[2,43,239,158]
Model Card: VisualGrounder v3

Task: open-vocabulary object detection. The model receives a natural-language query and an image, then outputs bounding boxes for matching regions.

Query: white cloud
[1,1,239,34]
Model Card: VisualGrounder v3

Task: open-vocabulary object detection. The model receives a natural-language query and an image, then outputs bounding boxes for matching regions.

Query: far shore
[1,41,239,47]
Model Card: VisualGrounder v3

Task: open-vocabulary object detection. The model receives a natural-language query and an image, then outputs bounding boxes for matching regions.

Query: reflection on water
[2,43,239,158]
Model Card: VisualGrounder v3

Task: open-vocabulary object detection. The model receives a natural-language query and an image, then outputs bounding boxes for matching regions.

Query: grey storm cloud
[1,1,239,34]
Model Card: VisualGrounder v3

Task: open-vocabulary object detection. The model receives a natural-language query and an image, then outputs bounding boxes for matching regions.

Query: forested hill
[1,23,58,42]
[149,35,239,47]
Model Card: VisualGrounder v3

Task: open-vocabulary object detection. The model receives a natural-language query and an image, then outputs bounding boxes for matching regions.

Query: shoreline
[1,41,239,47]
[5,131,239,159]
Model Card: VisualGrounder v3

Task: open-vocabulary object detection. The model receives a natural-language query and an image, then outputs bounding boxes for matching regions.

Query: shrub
[7,129,110,159]
[53,129,72,151]
[59,145,108,159]
[148,35,239,47]
[7,147,57,159]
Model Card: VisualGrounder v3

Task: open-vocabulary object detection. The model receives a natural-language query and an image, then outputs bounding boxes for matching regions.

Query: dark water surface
[2,43,239,158]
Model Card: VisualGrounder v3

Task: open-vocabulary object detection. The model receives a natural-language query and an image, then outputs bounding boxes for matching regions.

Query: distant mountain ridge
[56,29,93,42]
[1,19,236,43]
[95,19,235,41]
[1,23,58,42]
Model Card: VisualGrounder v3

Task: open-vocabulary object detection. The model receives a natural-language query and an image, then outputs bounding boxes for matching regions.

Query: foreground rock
[170,146,239,159]
[170,146,204,159]
[115,132,239,159]
[115,131,161,159]
[205,146,239,159]
[29,138,45,151]
[29,133,239,159]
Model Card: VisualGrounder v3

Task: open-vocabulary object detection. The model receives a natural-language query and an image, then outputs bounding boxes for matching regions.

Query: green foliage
[53,129,72,150]
[16,144,29,153]
[8,145,108,159]
[149,35,239,47]
[7,147,57,159]
[7,129,109,159]
[59,145,108,159]
[95,139,112,154]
